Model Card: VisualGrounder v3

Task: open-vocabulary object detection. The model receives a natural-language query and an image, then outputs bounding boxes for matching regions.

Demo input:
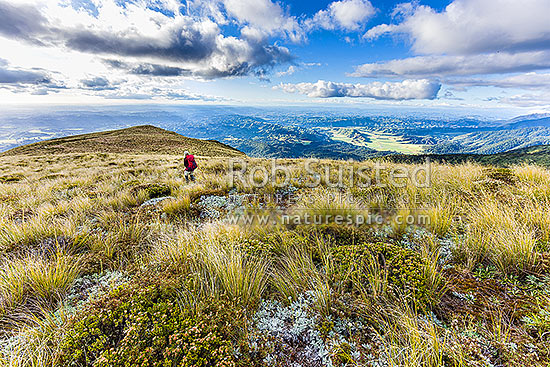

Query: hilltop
[1,125,245,157]
[386,144,550,167]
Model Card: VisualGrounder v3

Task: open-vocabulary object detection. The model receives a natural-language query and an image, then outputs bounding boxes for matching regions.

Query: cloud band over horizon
[277,79,441,100]
[0,0,549,109]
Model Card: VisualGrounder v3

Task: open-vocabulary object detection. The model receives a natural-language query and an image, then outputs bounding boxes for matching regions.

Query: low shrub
[59,283,240,367]
[331,242,439,307]
[306,224,372,247]
[131,183,171,200]
[237,238,275,258]
[484,167,517,185]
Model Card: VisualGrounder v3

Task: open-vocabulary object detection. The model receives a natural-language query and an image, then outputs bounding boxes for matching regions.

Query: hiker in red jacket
[183,151,197,182]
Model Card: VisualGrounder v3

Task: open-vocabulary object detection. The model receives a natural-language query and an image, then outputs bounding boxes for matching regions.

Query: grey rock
[140,196,176,207]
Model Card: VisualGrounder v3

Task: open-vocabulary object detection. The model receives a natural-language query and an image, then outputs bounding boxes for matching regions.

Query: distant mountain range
[387,144,550,167]
[150,111,550,160]
[1,106,550,160]
[3,125,549,168]
[426,114,550,155]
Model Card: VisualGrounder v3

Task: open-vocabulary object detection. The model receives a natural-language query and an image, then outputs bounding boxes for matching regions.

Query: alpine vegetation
[0,142,549,367]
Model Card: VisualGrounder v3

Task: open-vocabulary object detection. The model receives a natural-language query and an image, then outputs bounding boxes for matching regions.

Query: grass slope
[1,129,550,366]
[1,125,245,157]
[387,144,550,167]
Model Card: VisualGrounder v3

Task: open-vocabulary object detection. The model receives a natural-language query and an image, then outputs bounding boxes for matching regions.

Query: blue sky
[1,0,550,114]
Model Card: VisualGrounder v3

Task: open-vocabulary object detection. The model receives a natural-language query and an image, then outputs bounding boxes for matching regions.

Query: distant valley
[2,105,550,160]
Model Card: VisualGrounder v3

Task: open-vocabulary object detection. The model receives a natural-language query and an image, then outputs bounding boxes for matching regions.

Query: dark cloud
[131,64,190,77]
[0,1,215,62]
[31,88,61,95]
[194,44,293,80]
[0,59,66,94]
[80,76,117,90]
[0,65,51,85]
[0,1,292,79]
[63,25,214,62]
[102,41,292,79]
[104,60,191,77]
[0,1,49,43]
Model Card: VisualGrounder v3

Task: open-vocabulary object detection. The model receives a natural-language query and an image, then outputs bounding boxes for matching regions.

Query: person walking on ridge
[183,151,197,183]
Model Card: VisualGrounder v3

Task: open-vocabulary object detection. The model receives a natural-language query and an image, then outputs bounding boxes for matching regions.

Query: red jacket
[184,155,197,171]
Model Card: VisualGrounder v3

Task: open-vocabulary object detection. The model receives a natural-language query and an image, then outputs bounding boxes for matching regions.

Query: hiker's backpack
[187,155,198,171]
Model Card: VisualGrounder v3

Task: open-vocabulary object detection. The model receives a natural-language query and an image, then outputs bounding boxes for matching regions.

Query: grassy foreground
[0,152,550,366]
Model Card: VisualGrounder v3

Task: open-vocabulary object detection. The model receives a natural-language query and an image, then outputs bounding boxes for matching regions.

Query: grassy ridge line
[385,144,550,167]
[1,125,245,157]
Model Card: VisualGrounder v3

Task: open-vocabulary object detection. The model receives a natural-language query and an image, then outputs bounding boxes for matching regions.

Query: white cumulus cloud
[309,0,375,31]
[352,51,550,78]
[365,0,550,55]
[360,0,550,80]
[221,0,305,42]
[276,79,440,100]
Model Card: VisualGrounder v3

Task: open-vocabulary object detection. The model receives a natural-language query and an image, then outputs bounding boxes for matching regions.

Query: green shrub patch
[131,183,171,199]
[331,242,436,307]
[59,284,238,367]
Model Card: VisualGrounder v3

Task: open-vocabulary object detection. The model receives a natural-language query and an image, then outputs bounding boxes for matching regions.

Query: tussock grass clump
[272,244,334,315]
[370,300,463,367]
[150,224,269,309]
[162,194,191,217]
[459,200,539,273]
[1,306,72,367]
[201,242,270,308]
[295,187,366,218]
[0,216,57,251]
[422,193,459,237]
[0,254,82,317]
[89,214,152,269]
[514,164,550,186]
